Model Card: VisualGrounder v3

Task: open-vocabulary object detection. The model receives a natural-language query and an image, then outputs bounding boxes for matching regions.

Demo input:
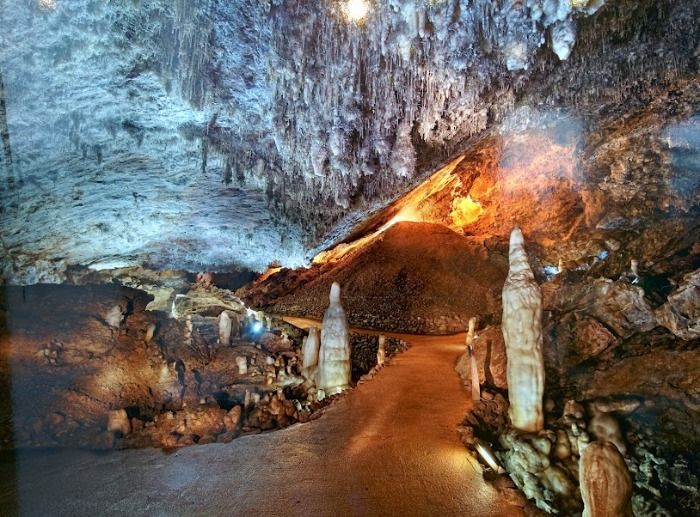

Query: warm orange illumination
[497,132,578,195]
[312,206,423,264]
[257,266,282,283]
[450,195,484,226]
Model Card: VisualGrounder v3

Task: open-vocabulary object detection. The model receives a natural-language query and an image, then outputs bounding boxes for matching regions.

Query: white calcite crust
[502,228,545,432]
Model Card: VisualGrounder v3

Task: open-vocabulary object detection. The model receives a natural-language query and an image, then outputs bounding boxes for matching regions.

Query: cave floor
[0,320,522,517]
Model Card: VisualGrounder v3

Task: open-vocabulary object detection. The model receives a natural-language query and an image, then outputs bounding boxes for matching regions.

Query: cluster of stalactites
[262,0,606,228]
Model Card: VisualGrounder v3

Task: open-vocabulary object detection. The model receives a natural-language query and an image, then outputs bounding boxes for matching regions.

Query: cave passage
[0,321,522,517]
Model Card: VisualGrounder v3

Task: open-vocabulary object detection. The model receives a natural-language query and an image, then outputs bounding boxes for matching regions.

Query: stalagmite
[588,412,627,455]
[303,327,320,369]
[144,323,156,344]
[502,228,545,432]
[218,311,232,346]
[184,315,193,347]
[106,409,130,436]
[235,356,248,375]
[105,305,124,328]
[580,441,633,517]
[319,282,351,394]
[377,335,386,367]
[466,317,480,401]
[630,259,639,278]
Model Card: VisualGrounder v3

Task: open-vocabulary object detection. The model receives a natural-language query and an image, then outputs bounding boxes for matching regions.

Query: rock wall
[457,254,700,515]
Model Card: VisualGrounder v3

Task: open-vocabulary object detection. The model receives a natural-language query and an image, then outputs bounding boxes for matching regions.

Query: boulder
[545,278,656,338]
[655,269,700,340]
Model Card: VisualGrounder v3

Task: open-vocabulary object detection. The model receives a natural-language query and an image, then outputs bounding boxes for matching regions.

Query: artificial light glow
[38,0,56,10]
[450,195,484,227]
[252,321,263,333]
[475,441,504,473]
[345,0,370,22]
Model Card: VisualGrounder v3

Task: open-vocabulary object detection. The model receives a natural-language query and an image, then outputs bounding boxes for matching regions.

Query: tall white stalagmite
[466,317,480,401]
[303,327,320,369]
[580,441,633,517]
[218,311,232,346]
[502,227,545,432]
[319,282,351,394]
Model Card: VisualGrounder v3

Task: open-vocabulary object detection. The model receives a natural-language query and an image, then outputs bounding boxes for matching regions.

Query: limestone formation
[580,441,633,517]
[106,409,130,436]
[502,228,545,432]
[319,282,351,394]
[105,305,124,328]
[144,323,156,344]
[235,356,248,375]
[630,259,639,279]
[303,327,320,369]
[588,412,626,456]
[466,317,481,401]
[218,311,232,346]
[184,315,193,346]
[377,335,386,367]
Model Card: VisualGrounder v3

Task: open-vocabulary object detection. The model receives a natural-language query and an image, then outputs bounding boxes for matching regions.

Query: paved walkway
[0,319,522,516]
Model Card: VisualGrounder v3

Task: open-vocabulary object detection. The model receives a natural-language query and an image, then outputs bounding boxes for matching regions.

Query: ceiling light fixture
[345,0,370,22]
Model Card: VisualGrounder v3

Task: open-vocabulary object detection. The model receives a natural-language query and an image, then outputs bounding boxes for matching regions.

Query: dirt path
[0,320,521,516]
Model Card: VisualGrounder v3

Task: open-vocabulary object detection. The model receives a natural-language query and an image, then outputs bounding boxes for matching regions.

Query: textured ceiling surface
[0,0,698,282]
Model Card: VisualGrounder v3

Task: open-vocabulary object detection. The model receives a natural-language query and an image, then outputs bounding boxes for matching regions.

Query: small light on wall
[38,0,56,10]
[475,441,504,474]
[345,0,370,22]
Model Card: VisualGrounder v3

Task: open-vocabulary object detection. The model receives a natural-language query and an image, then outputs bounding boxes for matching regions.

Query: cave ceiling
[0,0,698,282]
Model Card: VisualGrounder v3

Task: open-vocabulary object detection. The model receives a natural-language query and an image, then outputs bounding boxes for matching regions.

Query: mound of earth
[240,222,508,334]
